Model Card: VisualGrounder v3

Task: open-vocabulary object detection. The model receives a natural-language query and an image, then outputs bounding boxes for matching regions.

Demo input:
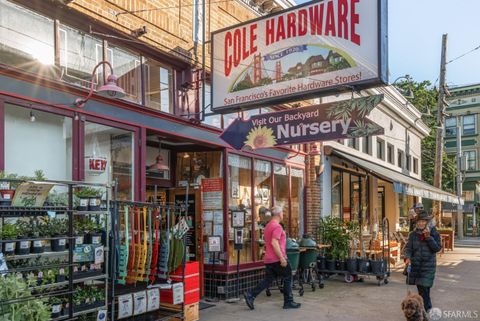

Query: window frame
[463,115,476,136]
[413,157,419,174]
[387,143,394,164]
[464,150,476,171]
[397,149,404,169]
[376,138,385,160]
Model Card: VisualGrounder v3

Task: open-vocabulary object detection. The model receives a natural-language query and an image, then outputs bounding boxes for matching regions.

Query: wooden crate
[162,302,199,321]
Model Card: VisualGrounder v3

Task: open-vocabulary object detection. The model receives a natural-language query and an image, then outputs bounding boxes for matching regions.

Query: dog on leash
[401,291,429,321]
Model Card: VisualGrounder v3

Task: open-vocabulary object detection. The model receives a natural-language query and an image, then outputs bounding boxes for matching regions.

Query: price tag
[208,236,222,253]
[94,246,104,264]
[33,240,43,248]
[59,239,66,246]
[97,309,107,321]
[5,243,14,251]
[19,241,30,249]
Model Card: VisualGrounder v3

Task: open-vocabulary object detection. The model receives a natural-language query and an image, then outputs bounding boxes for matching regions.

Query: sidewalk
[199,244,480,321]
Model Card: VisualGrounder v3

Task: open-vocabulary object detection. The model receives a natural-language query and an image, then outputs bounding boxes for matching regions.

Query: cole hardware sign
[211,0,388,112]
[220,95,384,150]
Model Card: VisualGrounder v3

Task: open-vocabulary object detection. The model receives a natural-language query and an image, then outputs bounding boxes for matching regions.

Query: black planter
[335,260,346,271]
[56,274,66,283]
[15,238,31,255]
[370,259,385,274]
[31,239,45,253]
[86,232,103,245]
[2,241,15,255]
[317,255,326,270]
[51,236,67,252]
[357,258,369,273]
[73,234,85,248]
[88,197,102,211]
[77,197,89,211]
[346,258,359,273]
[51,304,62,318]
[326,259,336,271]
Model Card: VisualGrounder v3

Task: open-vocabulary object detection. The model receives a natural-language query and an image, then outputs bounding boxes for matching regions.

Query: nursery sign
[11,182,54,207]
[211,0,388,112]
[220,95,384,150]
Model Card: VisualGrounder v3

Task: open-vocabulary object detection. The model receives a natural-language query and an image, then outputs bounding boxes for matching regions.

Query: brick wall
[67,0,260,69]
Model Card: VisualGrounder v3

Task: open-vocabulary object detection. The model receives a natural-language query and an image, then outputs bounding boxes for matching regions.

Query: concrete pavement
[199,244,480,321]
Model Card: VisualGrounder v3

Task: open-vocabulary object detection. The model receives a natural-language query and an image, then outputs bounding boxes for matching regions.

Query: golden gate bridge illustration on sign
[229,45,355,93]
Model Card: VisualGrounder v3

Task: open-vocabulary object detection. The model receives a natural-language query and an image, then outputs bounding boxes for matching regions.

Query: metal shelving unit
[0,179,111,321]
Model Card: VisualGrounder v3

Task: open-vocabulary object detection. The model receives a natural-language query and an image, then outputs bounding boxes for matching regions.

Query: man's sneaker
[244,292,255,310]
[283,301,301,309]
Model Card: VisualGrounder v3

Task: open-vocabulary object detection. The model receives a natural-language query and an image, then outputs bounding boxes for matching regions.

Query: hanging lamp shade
[149,139,170,172]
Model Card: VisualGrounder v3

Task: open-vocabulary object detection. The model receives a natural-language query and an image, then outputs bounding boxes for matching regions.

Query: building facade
[445,83,480,236]
[317,86,459,241]
[0,0,313,299]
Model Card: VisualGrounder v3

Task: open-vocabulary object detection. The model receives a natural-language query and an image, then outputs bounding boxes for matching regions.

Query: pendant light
[149,137,170,172]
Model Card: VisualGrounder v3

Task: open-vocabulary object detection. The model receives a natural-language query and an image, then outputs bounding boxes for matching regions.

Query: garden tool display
[149,208,161,283]
[143,208,153,282]
[135,207,148,281]
[116,205,130,285]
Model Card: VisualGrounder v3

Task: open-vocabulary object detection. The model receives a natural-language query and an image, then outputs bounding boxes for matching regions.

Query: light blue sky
[295,0,480,87]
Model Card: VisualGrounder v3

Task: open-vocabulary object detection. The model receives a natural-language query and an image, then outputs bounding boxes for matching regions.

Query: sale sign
[220,95,384,150]
[211,0,387,112]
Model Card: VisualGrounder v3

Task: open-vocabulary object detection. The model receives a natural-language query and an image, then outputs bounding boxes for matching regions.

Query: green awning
[331,149,462,205]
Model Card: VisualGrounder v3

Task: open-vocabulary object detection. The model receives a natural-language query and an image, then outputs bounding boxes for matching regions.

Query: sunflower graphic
[244,126,277,149]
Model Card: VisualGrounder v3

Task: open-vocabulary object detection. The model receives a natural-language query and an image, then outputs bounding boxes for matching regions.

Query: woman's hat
[417,210,433,221]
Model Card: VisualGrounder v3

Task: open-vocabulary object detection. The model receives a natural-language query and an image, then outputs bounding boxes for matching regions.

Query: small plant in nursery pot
[0,171,19,205]
[47,217,68,252]
[31,218,48,253]
[74,187,103,211]
[50,296,63,318]
[73,220,86,248]
[15,219,33,255]
[1,223,17,255]
[84,219,105,245]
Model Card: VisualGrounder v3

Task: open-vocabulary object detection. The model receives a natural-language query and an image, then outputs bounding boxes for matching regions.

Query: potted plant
[47,217,68,252]
[73,219,87,248]
[74,187,103,211]
[0,274,51,321]
[31,218,47,253]
[1,223,17,255]
[346,221,359,274]
[0,171,18,206]
[15,219,32,255]
[50,297,62,318]
[84,219,104,245]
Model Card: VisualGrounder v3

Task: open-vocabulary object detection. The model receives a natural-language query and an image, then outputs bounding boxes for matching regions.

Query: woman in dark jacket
[404,210,442,312]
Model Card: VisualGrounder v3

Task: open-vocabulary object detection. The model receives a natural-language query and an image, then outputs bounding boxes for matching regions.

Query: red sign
[201,178,223,193]
[87,157,107,173]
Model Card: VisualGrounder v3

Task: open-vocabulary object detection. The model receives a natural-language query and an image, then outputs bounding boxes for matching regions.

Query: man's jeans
[250,261,293,304]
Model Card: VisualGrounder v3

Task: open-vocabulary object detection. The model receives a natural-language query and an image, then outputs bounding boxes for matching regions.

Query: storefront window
[59,24,103,89]
[107,46,141,104]
[290,168,304,239]
[274,164,289,230]
[331,170,341,218]
[342,172,351,220]
[0,0,55,75]
[144,59,172,112]
[84,122,134,200]
[228,154,252,264]
[4,104,72,180]
[176,151,223,186]
[254,160,271,261]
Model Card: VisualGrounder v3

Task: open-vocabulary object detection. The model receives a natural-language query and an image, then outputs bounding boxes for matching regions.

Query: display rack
[0,179,110,321]
[109,198,189,321]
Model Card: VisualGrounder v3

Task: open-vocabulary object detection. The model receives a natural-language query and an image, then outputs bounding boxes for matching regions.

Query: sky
[295,0,480,88]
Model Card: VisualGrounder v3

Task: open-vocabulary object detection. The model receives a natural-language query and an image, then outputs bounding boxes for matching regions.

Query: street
[200,242,480,321]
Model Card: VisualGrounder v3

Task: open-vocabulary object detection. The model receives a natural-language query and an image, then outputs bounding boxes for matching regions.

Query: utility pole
[456,116,464,239]
[433,34,448,222]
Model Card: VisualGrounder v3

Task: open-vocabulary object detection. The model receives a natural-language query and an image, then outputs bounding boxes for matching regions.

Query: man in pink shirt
[244,206,301,310]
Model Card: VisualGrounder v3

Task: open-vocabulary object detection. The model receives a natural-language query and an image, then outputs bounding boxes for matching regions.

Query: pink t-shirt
[263,220,286,264]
